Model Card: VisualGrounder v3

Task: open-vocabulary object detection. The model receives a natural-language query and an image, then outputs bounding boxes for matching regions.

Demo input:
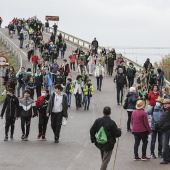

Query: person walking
[17,90,36,141]
[158,98,170,164]
[114,68,127,105]
[90,106,122,170]
[1,88,19,141]
[131,100,152,160]
[19,30,24,48]
[0,17,3,28]
[35,69,43,98]
[44,69,52,95]
[46,84,68,143]
[36,89,50,140]
[30,52,40,74]
[125,87,138,132]
[60,59,70,84]
[127,62,136,88]
[83,79,94,110]
[65,78,73,108]
[94,60,105,91]
[69,52,77,71]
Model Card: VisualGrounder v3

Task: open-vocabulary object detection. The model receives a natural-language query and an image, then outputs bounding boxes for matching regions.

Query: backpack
[25,73,32,84]
[123,97,128,109]
[96,126,107,144]
[127,67,134,78]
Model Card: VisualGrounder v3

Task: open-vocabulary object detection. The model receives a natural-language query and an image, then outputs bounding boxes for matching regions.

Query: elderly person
[159,98,170,164]
[126,87,138,132]
[94,59,105,91]
[131,100,152,161]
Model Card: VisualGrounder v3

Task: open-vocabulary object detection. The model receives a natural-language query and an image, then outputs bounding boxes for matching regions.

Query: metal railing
[0,31,23,95]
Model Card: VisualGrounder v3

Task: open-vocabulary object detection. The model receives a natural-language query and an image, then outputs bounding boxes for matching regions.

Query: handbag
[62,117,67,126]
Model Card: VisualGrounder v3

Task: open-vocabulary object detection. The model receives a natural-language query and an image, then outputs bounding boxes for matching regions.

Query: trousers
[5,117,15,136]
[21,116,31,137]
[100,150,113,170]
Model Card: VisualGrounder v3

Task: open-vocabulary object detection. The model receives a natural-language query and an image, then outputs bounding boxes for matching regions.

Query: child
[26,77,36,99]
[65,78,73,107]
[55,70,64,85]
[83,79,94,110]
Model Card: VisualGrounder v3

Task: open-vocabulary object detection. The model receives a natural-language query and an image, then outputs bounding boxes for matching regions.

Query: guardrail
[48,27,170,89]
[0,31,23,95]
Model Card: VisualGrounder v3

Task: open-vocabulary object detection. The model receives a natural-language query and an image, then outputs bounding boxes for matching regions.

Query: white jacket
[94,65,105,77]
[73,80,83,94]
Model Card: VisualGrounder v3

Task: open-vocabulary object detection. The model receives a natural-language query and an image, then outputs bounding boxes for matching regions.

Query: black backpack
[127,67,134,78]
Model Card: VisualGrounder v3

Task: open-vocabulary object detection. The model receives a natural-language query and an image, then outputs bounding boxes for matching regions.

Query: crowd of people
[1,17,170,169]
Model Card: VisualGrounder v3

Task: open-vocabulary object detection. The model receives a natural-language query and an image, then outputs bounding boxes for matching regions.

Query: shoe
[160,160,168,164]
[84,107,86,110]
[42,135,46,140]
[24,136,28,141]
[150,154,156,159]
[54,139,59,143]
[158,154,163,158]
[127,129,131,132]
[4,136,8,141]
[97,87,99,90]
[134,156,141,161]
[141,156,150,161]
[10,135,13,140]
[37,134,42,139]
[76,107,78,110]
[87,107,89,110]
[68,105,70,108]
[117,103,120,105]
[21,134,25,140]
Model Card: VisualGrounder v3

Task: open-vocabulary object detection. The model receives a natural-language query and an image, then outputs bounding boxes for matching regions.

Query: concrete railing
[0,31,23,95]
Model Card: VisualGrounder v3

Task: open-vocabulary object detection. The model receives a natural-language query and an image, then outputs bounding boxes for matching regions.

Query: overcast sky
[1,0,170,47]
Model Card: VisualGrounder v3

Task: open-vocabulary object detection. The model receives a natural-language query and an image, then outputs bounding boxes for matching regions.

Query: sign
[45,16,59,21]
[0,56,8,67]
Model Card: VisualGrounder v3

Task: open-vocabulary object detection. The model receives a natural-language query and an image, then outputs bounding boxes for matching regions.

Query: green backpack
[96,126,107,144]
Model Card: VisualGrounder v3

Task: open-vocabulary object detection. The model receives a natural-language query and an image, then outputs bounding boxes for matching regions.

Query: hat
[136,100,145,109]
[156,97,164,103]
[163,99,170,104]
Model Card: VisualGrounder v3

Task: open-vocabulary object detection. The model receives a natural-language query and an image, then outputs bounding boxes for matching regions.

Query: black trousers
[39,113,49,135]
[75,93,82,108]
[108,65,114,75]
[70,63,75,71]
[128,77,134,88]
[5,117,15,136]
[21,116,31,137]
[36,86,41,98]
[116,86,124,104]
[51,112,63,139]
[28,50,33,60]
[127,111,133,130]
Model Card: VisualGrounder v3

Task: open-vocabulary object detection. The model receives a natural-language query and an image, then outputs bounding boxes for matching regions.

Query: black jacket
[159,108,170,132]
[126,92,138,110]
[35,74,43,86]
[114,73,127,87]
[90,115,121,151]
[1,95,19,118]
[116,65,127,75]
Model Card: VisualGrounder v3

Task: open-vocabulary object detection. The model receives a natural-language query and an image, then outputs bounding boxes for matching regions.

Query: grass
[0,44,18,103]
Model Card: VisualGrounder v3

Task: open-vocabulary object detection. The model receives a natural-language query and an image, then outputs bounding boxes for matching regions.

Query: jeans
[20,40,24,48]
[162,130,170,161]
[5,117,15,136]
[67,93,72,105]
[51,112,63,139]
[147,105,154,115]
[96,76,103,90]
[127,111,132,130]
[45,86,52,95]
[128,77,134,88]
[21,116,31,137]
[32,64,37,74]
[39,113,49,135]
[84,95,91,109]
[46,27,49,32]
[134,131,148,157]
[17,83,25,97]
[100,150,113,170]
[116,85,124,104]
[61,49,65,58]
[150,130,162,155]
[70,63,75,71]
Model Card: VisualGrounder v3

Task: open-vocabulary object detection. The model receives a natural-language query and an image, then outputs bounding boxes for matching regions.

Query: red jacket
[69,55,77,63]
[148,91,160,106]
[36,96,44,108]
[31,55,39,64]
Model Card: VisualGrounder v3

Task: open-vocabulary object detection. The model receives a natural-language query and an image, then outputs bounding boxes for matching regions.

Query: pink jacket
[131,109,151,134]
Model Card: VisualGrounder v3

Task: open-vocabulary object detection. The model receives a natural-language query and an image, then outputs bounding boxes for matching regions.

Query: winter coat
[114,73,127,87]
[94,65,105,77]
[148,91,160,106]
[51,63,59,73]
[157,71,164,87]
[131,109,152,134]
[46,92,68,117]
[126,92,138,111]
[1,95,19,118]
[35,73,43,87]
[159,108,170,132]
[90,115,121,151]
[127,67,136,78]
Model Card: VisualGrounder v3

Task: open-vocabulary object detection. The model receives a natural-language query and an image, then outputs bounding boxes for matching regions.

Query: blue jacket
[45,73,52,86]
[150,103,163,130]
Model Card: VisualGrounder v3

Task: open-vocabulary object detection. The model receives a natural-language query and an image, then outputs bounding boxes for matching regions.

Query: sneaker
[134,156,141,161]
[150,154,156,159]
[24,136,28,141]
[54,139,59,143]
[42,135,46,140]
[4,136,8,141]
[87,107,89,110]
[84,107,86,110]
[10,135,13,140]
[21,134,25,140]
[37,134,42,139]
[141,156,150,161]
[127,129,131,132]
[160,160,168,164]
[158,154,163,158]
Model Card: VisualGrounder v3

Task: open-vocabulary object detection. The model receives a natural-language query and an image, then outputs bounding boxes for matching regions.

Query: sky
[1,0,170,63]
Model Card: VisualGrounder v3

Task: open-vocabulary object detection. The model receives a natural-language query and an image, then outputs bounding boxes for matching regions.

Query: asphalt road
[0,28,169,170]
